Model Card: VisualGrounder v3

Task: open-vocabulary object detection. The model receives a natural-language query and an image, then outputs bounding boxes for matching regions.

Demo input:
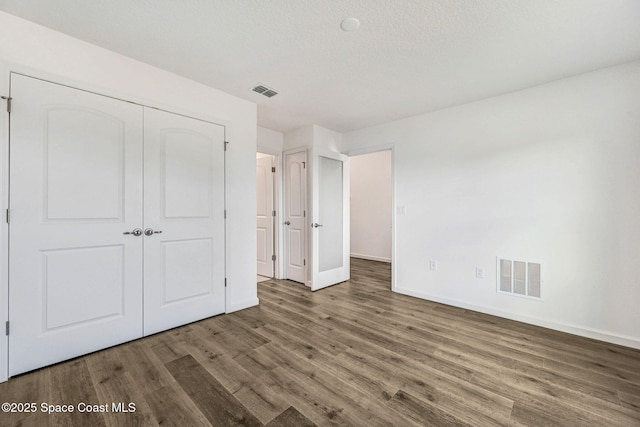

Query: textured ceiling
[1,0,639,133]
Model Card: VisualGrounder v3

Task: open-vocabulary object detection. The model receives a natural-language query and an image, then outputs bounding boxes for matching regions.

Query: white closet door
[9,74,144,376]
[143,108,225,335]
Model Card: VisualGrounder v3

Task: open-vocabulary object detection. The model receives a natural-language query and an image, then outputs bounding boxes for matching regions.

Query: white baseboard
[350,253,391,263]
[226,297,259,314]
[394,287,640,350]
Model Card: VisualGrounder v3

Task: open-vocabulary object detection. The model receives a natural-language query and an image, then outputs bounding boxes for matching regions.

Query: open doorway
[257,152,277,282]
[350,150,392,287]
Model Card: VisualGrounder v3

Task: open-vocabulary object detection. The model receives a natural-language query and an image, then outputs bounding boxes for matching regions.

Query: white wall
[343,60,640,349]
[257,126,283,153]
[283,125,314,150]
[0,12,258,381]
[350,151,392,263]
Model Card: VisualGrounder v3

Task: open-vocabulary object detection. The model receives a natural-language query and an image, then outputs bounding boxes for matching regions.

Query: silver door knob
[144,228,163,236]
[284,221,291,225]
[123,228,143,236]
[312,223,323,228]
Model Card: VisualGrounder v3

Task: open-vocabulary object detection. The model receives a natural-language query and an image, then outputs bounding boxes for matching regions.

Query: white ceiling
[1,0,640,133]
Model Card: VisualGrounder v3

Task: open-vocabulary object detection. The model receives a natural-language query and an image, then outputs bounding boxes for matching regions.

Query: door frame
[0,66,233,382]
[345,144,396,293]
[256,151,280,279]
[0,64,10,382]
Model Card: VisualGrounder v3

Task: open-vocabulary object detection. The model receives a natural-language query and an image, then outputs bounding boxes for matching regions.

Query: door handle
[144,228,163,236]
[312,223,323,228]
[284,221,291,225]
[123,228,143,236]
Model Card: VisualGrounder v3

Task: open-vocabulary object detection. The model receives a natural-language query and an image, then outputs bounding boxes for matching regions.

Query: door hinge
[272,210,276,217]
[302,161,306,169]
[1,96,11,113]
[271,255,276,261]
[303,259,306,266]
[224,278,227,288]
[5,209,9,224]
[224,210,227,219]
[303,210,306,218]
[5,321,9,336]
[224,141,229,151]
[271,166,276,173]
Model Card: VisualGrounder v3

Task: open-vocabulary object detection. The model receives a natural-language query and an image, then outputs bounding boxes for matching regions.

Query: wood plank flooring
[1,257,639,426]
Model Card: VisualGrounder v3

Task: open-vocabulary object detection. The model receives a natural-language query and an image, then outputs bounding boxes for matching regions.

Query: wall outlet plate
[429,259,438,271]
[475,267,485,279]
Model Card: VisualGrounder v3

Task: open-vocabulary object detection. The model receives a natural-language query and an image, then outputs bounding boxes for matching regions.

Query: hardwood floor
[1,257,639,426]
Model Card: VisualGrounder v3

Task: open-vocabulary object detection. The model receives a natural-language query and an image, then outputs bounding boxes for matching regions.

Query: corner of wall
[257,126,284,153]
[312,124,343,153]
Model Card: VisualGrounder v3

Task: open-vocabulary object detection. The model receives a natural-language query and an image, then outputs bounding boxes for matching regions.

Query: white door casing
[143,107,226,335]
[284,150,307,284]
[0,63,10,384]
[8,74,144,375]
[256,154,274,277]
[311,149,350,291]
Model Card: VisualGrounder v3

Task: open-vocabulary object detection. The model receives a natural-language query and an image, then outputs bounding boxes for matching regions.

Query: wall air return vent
[252,84,278,98]
[497,257,543,299]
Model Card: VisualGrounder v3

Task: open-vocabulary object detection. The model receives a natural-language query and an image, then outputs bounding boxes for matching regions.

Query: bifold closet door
[142,108,226,335]
[8,74,144,376]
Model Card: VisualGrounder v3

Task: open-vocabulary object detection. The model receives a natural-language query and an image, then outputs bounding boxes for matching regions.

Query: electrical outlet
[429,259,438,271]
[475,267,485,279]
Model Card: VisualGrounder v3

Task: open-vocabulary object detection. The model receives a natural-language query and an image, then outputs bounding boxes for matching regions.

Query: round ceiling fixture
[340,17,360,32]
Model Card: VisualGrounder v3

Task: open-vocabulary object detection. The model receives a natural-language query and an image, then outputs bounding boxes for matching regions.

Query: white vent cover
[497,257,542,299]
[252,83,278,98]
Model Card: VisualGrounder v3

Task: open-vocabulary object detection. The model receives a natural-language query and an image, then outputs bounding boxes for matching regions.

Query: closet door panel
[143,108,225,335]
[8,74,144,376]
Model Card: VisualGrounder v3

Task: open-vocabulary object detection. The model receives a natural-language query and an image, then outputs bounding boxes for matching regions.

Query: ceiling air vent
[252,83,278,98]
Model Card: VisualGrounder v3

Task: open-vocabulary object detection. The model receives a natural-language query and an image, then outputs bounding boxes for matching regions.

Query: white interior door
[311,150,350,291]
[8,74,144,376]
[284,151,307,283]
[143,108,226,335]
[256,154,274,277]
